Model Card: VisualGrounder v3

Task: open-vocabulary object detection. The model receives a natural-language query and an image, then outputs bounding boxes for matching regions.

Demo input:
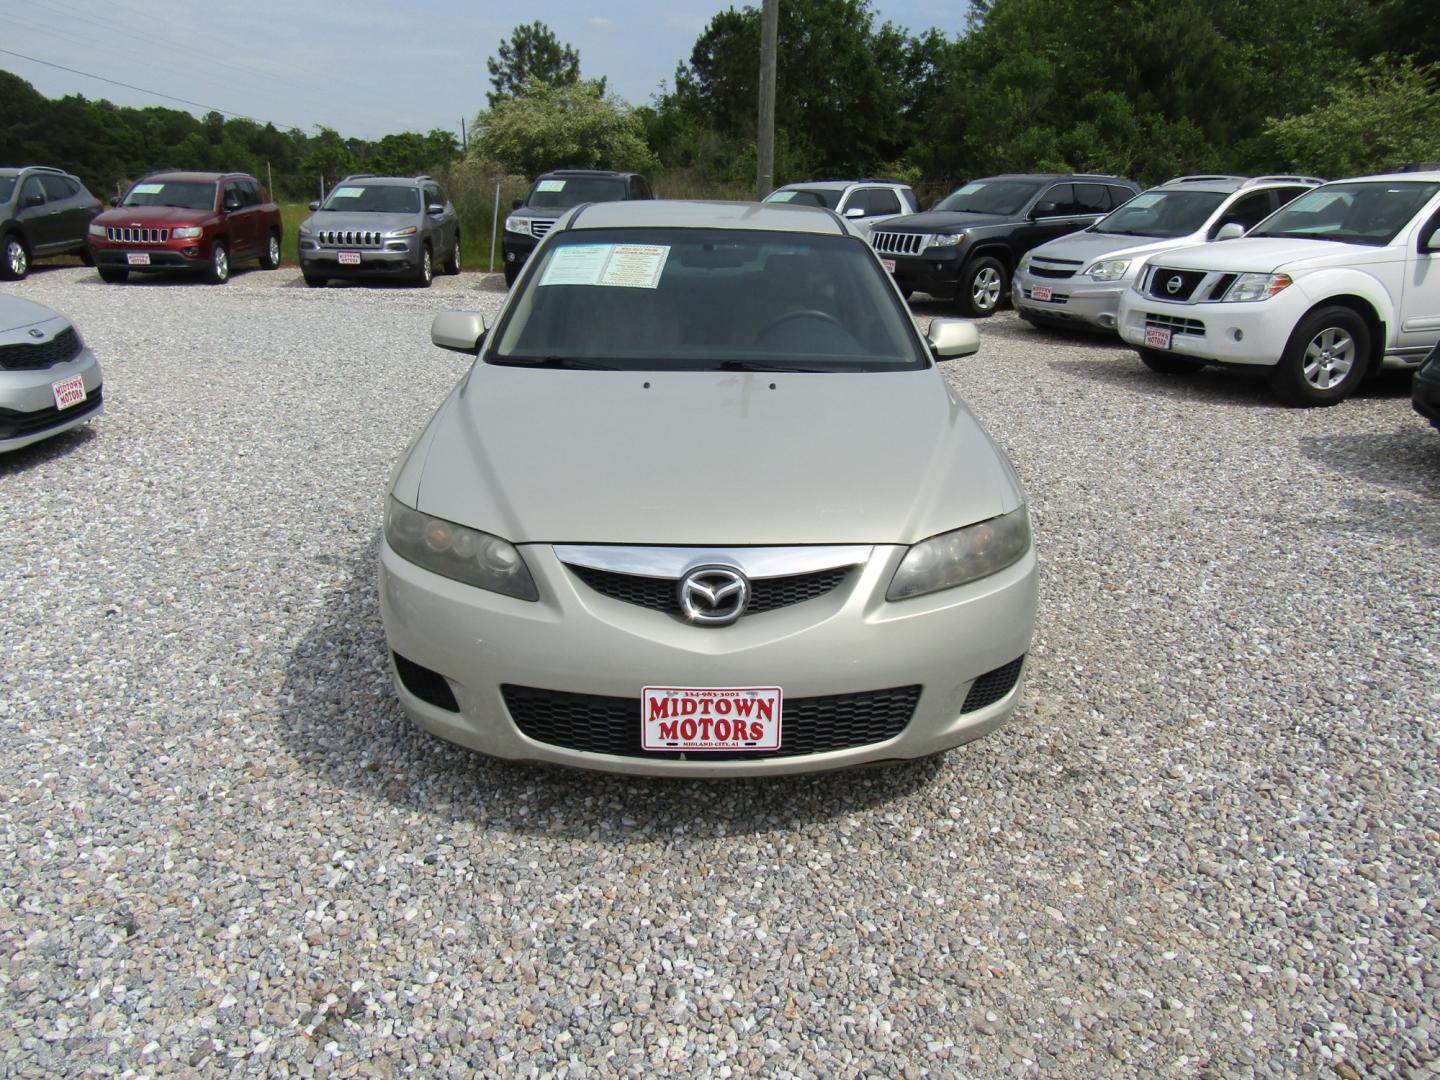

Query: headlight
[87,223,105,238]
[887,506,1030,601]
[172,226,203,239]
[1223,272,1293,302]
[384,497,538,601]
[928,233,964,248]
[504,216,532,235]
[385,226,418,238]
[298,224,313,237]
[1083,258,1130,281]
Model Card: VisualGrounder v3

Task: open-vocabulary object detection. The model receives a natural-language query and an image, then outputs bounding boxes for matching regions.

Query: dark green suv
[1,166,102,280]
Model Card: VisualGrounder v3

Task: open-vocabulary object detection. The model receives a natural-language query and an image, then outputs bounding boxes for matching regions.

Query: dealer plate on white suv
[642,686,782,751]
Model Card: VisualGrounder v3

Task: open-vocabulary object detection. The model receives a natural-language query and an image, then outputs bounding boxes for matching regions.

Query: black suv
[869,173,1141,316]
[502,170,653,286]
[1,166,102,280]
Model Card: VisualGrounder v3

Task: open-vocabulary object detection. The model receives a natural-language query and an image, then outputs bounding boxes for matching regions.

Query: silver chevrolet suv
[1013,174,1322,333]
[763,179,918,238]
[298,174,460,288]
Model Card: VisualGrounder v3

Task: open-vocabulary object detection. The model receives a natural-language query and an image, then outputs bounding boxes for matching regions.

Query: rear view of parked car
[297,174,460,288]
[1,166,102,280]
[0,295,103,453]
[87,171,282,285]
[502,170,653,286]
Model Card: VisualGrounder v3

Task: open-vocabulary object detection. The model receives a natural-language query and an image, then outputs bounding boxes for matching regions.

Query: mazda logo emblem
[1165,274,1184,295]
[677,565,750,626]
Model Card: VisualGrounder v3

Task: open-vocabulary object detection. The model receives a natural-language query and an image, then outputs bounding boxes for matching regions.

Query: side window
[1274,186,1311,208]
[867,188,902,216]
[1038,184,1076,216]
[20,176,46,207]
[1214,190,1275,236]
[40,175,77,200]
[1074,184,1110,214]
[423,185,440,207]
[432,186,448,206]
[240,180,262,207]
[638,178,654,199]
[1106,186,1135,209]
[223,182,243,209]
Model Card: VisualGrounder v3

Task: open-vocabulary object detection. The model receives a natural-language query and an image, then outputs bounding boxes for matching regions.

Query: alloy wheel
[972,266,1002,311]
[1302,327,1354,390]
[6,239,27,278]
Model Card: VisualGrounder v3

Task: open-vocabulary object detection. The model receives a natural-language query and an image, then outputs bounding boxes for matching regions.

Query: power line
[0,47,311,132]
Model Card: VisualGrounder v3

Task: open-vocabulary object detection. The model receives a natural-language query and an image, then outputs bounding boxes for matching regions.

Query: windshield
[1249,181,1440,246]
[321,184,420,213]
[491,228,927,373]
[1093,189,1228,237]
[0,177,15,202]
[122,180,216,211]
[524,177,628,211]
[765,188,841,210]
[934,180,1043,216]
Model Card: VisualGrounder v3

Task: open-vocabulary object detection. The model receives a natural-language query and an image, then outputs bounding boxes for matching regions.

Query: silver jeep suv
[1013,174,1322,333]
[763,178,918,238]
[298,174,460,288]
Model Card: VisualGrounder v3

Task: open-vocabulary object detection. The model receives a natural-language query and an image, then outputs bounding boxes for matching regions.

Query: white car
[378,200,1037,776]
[763,179,918,239]
[1116,172,1440,405]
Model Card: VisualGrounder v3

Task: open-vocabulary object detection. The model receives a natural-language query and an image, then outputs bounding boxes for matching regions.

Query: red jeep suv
[88,171,282,284]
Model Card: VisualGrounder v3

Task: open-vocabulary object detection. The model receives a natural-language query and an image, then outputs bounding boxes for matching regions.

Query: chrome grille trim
[530,220,553,239]
[1144,313,1206,336]
[870,231,929,256]
[317,230,384,248]
[552,544,874,580]
[107,226,170,244]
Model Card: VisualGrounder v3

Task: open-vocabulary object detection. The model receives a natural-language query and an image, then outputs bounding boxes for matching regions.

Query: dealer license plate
[1143,326,1172,350]
[52,375,86,411]
[338,251,361,265]
[126,252,150,266]
[1031,284,1053,301]
[641,686,782,752]
[882,258,896,274]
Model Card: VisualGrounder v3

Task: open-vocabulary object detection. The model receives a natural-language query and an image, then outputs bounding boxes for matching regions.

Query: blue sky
[0,1,970,141]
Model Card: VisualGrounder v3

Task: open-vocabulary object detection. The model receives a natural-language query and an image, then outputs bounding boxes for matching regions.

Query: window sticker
[132,183,164,194]
[767,191,797,203]
[1126,192,1162,208]
[536,179,566,192]
[333,186,365,198]
[539,244,671,289]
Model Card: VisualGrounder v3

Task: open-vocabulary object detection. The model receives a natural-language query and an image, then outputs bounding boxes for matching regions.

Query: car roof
[1345,170,1440,183]
[1151,174,1325,194]
[139,171,244,183]
[335,174,432,187]
[537,169,639,180]
[777,179,912,190]
[0,165,74,177]
[562,199,848,236]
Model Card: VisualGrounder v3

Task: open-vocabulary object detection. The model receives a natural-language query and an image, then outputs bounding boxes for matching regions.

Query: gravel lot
[2,264,1437,1078]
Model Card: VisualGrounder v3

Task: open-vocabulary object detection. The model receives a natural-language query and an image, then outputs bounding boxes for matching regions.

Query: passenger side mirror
[23,192,44,209]
[223,196,242,212]
[432,310,489,354]
[427,203,445,215]
[1214,222,1245,241]
[308,200,320,211]
[926,318,981,360]
[843,207,865,219]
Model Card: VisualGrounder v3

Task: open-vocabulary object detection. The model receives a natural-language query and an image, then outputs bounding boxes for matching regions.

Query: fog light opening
[1231,328,1244,342]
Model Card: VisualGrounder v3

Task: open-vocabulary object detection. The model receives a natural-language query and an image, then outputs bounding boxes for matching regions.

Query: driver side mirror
[427,203,445,215]
[23,192,44,209]
[927,318,980,360]
[223,196,242,212]
[308,200,320,211]
[1424,229,1440,253]
[843,207,865,219]
[432,310,489,354]
[1214,222,1245,241]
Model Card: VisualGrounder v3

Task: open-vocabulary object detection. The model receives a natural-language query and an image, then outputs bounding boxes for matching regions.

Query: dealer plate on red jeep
[126,253,150,266]
[642,686,782,752]
[338,251,361,265]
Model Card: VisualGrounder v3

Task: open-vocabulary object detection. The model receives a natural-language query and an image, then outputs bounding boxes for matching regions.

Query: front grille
[568,565,852,618]
[318,230,384,248]
[1028,260,1081,279]
[106,226,169,244]
[1024,288,1068,304]
[503,684,922,760]
[0,326,82,371]
[870,231,927,256]
[960,656,1025,713]
[0,387,102,440]
[1147,267,1208,302]
[1144,313,1206,336]
[531,220,553,239]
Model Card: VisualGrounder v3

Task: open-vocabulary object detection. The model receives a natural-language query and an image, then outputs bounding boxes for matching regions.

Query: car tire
[415,243,433,287]
[79,247,95,267]
[503,263,518,288]
[97,266,128,284]
[259,230,281,270]
[1138,348,1207,374]
[444,235,461,275]
[303,272,326,288]
[206,241,230,285]
[958,256,1006,318]
[2,233,28,280]
[1267,306,1369,407]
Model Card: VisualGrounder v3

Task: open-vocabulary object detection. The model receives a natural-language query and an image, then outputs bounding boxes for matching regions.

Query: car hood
[95,205,216,225]
[1143,236,1380,273]
[408,365,1021,546]
[878,211,1006,234]
[1029,230,1198,265]
[303,211,418,233]
[0,295,65,336]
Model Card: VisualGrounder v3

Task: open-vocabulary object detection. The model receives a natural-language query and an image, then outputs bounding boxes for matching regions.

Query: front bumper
[378,539,1038,776]
[91,244,210,273]
[0,347,104,452]
[1117,291,1297,367]
[299,240,419,278]
[502,234,539,271]
[1012,269,1126,331]
[883,247,964,297]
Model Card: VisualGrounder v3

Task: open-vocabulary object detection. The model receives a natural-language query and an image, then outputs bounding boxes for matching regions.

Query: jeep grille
[107,226,169,244]
[317,230,384,248]
[870,231,927,256]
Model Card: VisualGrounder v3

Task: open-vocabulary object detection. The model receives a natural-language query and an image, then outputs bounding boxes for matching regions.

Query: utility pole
[460,117,468,154]
[756,0,778,201]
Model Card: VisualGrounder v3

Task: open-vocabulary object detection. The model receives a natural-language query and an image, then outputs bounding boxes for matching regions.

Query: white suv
[1117,172,1440,405]
[763,179,918,238]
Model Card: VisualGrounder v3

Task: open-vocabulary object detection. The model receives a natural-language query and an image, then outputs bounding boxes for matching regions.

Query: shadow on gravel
[278,538,946,841]
[1047,355,1280,406]
[1298,426,1440,505]
[0,424,96,473]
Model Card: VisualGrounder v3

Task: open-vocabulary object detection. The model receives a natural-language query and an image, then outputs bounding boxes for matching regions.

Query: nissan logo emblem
[677,565,750,626]
[1165,274,1185,295]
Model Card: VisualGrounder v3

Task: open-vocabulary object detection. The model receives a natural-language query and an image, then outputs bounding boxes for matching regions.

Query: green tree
[303,127,357,187]
[487,21,601,107]
[470,79,655,177]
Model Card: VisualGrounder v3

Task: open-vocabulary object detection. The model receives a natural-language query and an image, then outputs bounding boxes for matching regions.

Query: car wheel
[206,241,230,285]
[97,266,128,284]
[958,256,1006,318]
[259,230,281,270]
[2,234,28,280]
[1267,306,1369,407]
[80,247,95,267]
[444,235,461,275]
[415,244,433,287]
[503,263,518,288]
[1138,348,1207,374]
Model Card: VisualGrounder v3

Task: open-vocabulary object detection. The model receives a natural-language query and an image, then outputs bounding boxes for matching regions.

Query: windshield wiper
[716,360,832,373]
[492,356,617,369]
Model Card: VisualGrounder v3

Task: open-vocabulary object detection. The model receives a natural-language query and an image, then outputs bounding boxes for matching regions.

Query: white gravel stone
[0,267,1435,1077]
